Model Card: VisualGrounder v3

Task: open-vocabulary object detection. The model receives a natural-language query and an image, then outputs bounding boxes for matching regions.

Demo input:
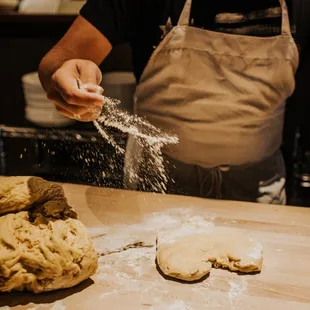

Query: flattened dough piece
[156,228,263,282]
[0,201,98,293]
[0,176,66,215]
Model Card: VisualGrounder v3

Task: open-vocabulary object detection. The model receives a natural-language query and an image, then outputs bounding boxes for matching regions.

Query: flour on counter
[228,279,248,300]
[50,301,66,310]
[159,300,193,310]
[87,208,251,309]
[228,277,248,310]
[25,301,66,310]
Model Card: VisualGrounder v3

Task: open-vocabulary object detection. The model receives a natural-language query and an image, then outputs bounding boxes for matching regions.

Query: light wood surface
[1,183,310,309]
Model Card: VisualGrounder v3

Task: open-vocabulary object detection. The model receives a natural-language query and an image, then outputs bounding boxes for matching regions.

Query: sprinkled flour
[50,301,66,310]
[93,96,178,193]
[228,277,248,310]
[25,301,66,310]
[228,278,248,300]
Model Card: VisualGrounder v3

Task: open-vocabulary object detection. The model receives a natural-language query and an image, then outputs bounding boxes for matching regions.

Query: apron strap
[177,0,192,26]
[279,0,292,36]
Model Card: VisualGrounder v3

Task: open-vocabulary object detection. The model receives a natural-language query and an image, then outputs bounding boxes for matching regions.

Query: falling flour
[93,120,125,155]
[93,96,178,193]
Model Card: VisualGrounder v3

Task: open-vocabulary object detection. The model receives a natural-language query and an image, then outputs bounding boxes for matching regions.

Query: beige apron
[124,0,299,190]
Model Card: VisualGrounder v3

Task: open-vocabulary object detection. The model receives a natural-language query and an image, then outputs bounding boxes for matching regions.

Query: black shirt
[80,0,295,80]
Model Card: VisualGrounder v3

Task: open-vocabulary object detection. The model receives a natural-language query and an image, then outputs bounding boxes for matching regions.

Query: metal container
[100,71,136,114]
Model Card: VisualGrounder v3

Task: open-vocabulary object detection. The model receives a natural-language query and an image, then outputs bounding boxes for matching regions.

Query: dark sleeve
[80,0,142,46]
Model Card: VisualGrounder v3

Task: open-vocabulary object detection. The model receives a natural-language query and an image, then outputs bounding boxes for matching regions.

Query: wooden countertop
[1,184,310,309]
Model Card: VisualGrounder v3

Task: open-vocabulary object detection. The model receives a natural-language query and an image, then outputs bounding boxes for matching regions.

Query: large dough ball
[0,201,98,293]
[0,176,66,215]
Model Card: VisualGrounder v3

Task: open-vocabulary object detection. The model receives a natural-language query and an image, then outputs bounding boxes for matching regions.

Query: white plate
[58,1,85,14]
[23,91,47,102]
[19,0,60,14]
[23,92,51,101]
[22,84,44,93]
[25,106,66,119]
[24,94,50,102]
[21,72,41,86]
[24,95,54,108]
[25,101,55,109]
[25,107,76,128]
[25,115,76,128]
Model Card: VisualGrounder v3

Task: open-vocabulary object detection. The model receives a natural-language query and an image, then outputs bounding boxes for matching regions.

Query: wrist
[38,49,77,93]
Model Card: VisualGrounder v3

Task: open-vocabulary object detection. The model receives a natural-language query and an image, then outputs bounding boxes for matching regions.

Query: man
[39,0,298,204]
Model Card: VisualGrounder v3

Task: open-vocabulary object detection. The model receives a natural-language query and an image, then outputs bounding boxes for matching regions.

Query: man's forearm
[38,15,112,93]
[38,46,77,93]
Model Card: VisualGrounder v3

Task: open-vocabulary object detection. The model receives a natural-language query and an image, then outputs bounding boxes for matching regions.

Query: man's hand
[47,59,104,121]
[38,15,113,122]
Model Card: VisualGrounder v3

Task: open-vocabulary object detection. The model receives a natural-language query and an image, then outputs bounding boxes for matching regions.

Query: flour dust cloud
[94,96,178,193]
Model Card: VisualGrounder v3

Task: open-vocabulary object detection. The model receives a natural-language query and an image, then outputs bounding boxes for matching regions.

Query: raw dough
[156,228,263,281]
[0,176,66,215]
[0,200,98,293]
[0,177,98,293]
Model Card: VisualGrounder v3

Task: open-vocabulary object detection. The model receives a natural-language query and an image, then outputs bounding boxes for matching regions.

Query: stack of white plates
[22,72,76,128]
[18,0,60,13]
[58,1,86,14]
[100,71,136,114]
[0,0,17,13]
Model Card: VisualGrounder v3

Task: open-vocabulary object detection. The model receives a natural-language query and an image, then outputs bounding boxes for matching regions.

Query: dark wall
[1,38,54,125]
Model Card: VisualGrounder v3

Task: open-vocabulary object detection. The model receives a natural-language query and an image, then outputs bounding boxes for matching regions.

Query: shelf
[0,12,76,22]
[0,13,77,38]
[0,124,127,144]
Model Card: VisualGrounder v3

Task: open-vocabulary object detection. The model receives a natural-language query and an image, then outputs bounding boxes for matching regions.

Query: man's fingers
[77,111,100,122]
[51,69,104,107]
[56,105,99,122]
[77,60,102,85]
[81,83,104,95]
[48,91,90,114]
[55,106,75,120]
[53,100,91,116]
[49,91,101,121]
[56,106,99,122]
